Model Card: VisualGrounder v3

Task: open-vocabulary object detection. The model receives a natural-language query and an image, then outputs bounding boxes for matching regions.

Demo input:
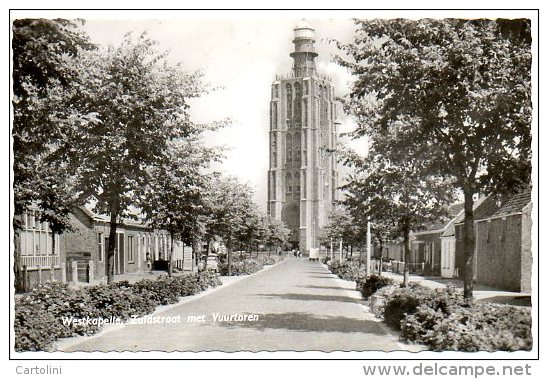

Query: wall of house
[63,208,102,280]
[475,214,523,291]
[63,209,172,280]
[385,242,404,261]
[411,232,442,276]
[521,204,533,293]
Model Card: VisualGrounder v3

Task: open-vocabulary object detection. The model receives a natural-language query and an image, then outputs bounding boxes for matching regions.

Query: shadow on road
[257,292,357,304]
[308,275,336,279]
[219,312,388,335]
[298,285,350,291]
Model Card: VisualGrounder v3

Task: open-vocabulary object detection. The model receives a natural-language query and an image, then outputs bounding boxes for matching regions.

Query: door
[441,237,456,278]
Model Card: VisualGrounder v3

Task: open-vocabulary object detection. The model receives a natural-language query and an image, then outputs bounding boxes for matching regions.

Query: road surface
[61,258,411,352]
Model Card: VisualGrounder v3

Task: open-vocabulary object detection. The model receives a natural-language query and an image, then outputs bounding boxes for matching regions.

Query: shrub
[328,261,367,282]
[131,277,180,305]
[219,259,263,276]
[257,256,277,265]
[401,302,532,352]
[382,285,466,330]
[14,272,223,351]
[357,275,395,300]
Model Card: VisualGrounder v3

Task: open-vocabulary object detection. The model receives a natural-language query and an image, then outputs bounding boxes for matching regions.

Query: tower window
[285,83,293,121]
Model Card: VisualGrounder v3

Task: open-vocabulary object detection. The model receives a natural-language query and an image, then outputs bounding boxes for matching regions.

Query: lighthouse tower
[267,20,340,253]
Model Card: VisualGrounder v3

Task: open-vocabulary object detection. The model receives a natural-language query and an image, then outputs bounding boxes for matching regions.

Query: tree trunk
[463,189,476,299]
[14,228,22,292]
[168,228,174,277]
[106,211,118,284]
[378,239,384,276]
[227,236,232,277]
[403,225,411,287]
[191,240,195,271]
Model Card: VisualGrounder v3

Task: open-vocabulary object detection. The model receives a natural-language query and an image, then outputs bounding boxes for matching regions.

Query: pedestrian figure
[145,252,152,273]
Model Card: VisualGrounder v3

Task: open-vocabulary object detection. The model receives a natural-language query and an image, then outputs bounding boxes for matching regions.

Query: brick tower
[267,20,340,253]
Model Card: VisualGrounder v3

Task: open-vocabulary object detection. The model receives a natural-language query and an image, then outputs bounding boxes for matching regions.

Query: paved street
[61,258,412,352]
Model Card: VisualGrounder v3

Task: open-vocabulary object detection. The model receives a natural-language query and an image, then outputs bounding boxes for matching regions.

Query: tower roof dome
[294,19,314,31]
[293,19,315,39]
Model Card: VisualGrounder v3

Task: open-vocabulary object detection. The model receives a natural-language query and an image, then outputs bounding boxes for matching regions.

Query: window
[285,83,293,121]
[97,232,104,262]
[500,217,507,242]
[128,235,135,263]
[20,210,57,256]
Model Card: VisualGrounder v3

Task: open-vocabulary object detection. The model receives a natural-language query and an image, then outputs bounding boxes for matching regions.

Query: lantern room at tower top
[290,19,318,78]
[267,20,340,254]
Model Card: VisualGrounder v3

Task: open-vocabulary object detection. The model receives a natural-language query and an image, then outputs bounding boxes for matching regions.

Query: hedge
[356,275,395,300]
[14,271,221,352]
[328,261,367,282]
[376,285,532,352]
[218,259,263,276]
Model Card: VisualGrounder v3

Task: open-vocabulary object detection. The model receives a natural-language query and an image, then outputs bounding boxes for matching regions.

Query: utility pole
[339,239,343,263]
[366,218,371,277]
[330,238,333,261]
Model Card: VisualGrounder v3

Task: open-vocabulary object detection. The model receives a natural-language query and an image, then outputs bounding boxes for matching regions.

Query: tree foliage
[335,18,531,296]
[140,138,220,275]
[27,32,216,282]
[12,18,94,221]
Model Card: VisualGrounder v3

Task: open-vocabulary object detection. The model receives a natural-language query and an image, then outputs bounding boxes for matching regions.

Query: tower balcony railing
[275,72,332,81]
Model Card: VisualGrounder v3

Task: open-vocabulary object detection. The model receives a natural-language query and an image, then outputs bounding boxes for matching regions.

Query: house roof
[448,202,465,217]
[414,201,466,236]
[490,189,532,219]
[78,205,150,228]
[452,191,526,227]
[443,197,492,236]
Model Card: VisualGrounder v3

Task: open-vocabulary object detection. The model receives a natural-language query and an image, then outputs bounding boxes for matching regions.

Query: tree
[336,18,531,297]
[140,138,219,276]
[12,19,94,290]
[204,176,257,276]
[38,32,212,283]
[318,204,363,260]
[12,19,94,215]
[264,216,290,256]
[342,145,455,286]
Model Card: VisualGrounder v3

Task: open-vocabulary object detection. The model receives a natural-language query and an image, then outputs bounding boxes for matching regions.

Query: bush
[219,259,263,276]
[401,302,532,351]
[257,255,281,266]
[357,275,395,300]
[383,285,466,330]
[328,261,367,282]
[14,272,223,352]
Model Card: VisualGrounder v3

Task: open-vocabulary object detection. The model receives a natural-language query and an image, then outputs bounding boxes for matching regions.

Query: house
[64,206,172,281]
[15,208,66,288]
[14,206,190,289]
[440,199,489,278]
[454,195,507,282]
[411,202,465,277]
[473,189,532,292]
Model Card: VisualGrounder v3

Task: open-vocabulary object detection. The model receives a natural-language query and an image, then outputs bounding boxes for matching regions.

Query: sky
[80,16,364,209]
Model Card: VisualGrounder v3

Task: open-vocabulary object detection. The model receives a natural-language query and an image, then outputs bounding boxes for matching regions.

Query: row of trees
[332,18,532,298]
[12,19,289,286]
